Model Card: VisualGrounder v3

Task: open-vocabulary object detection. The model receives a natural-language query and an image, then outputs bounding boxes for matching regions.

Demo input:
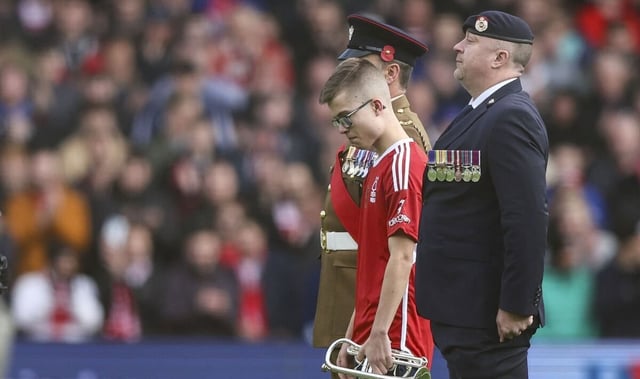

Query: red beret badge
[380,45,395,62]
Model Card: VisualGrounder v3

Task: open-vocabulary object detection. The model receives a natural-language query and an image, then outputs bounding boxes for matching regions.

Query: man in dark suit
[415,10,548,379]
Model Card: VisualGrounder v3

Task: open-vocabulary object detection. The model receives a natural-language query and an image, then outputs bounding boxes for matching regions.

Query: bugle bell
[320,338,430,379]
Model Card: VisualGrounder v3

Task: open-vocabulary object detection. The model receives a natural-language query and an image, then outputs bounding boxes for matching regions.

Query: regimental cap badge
[475,16,488,32]
[348,25,354,41]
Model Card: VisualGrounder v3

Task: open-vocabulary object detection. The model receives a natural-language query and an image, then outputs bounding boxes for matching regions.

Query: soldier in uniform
[312,14,432,376]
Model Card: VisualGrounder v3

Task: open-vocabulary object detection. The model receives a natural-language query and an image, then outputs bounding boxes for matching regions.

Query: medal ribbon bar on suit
[427,150,437,182]
[330,146,361,241]
[446,150,455,182]
[436,150,446,182]
[462,150,472,182]
[426,150,481,183]
[454,150,462,182]
[471,150,481,182]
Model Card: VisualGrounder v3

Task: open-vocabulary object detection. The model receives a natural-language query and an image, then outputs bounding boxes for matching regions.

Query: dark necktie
[457,104,473,119]
[440,104,474,140]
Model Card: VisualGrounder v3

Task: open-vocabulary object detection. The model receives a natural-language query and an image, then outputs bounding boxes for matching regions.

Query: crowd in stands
[0,0,638,344]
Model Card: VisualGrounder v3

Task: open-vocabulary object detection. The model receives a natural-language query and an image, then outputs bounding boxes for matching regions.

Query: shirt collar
[469,77,517,109]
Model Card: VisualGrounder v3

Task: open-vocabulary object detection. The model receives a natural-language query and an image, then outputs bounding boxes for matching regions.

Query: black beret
[462,10,534,45]
[338,14,428,67]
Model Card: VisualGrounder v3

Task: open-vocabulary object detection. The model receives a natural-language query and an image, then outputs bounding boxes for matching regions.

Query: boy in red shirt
[319,57,433,376]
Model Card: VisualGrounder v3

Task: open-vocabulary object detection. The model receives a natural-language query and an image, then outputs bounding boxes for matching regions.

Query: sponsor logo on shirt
[388,214,411,227]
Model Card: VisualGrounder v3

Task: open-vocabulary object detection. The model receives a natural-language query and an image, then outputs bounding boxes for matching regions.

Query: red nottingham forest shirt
[352,138,433,361]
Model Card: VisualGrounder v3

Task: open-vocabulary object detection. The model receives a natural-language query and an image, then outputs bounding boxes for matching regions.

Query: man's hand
[496,308,533,342]
[356,330,393,375]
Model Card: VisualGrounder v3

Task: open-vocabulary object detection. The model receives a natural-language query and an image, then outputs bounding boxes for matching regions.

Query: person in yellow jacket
[313,14,432,376]
[4,147,91,277]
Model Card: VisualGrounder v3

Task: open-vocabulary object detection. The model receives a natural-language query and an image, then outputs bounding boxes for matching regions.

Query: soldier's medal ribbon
[427,150,437,182]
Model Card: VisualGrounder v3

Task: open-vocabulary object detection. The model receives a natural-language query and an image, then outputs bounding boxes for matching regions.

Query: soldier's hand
[496,308,533,342]
[337,342,354,379]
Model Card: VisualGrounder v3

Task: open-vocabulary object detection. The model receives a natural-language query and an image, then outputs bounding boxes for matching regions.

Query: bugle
[320,338,430,379]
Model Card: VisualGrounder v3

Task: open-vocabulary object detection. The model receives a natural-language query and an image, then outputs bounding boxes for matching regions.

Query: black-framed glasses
[331,99,373,129]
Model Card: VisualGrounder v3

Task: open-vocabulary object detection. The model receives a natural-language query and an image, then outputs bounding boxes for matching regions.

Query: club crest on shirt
[369,176,379,203]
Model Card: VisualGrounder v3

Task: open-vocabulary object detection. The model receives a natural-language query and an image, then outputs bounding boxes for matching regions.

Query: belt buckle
[320,229,327,251]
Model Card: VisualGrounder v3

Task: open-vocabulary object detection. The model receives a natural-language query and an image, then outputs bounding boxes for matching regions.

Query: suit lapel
[435,79,523,149]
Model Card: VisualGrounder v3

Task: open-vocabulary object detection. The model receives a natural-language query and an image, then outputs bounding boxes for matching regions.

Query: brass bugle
[320,338,430,379]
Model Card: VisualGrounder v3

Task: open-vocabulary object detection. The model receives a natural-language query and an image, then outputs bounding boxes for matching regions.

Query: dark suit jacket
[415,79,548,329]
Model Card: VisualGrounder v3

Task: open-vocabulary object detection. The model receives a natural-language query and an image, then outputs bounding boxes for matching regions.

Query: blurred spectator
[233,219,269,341]
[548,184,616,272]
[271,0,345,83]
[187,159,240,235]
[588,109,640,201]
[398,0,434,59]
[106,0,147,39]
[606,123,640,256]
[262,162,322,339]
[537,197,598,340]
[52,0,99,74]
[581,51,637,154]
[135,7,175,86]
[59,105,128,274]
[114,149,179,264]
[522,6,589,103]
[0,61,35,146]
[123,221,166,336]
[11,242,103,342]
[16,0,56,49]
[218,5,294,95]
[547,143,609,230]
[30,46,81,147]
[594,217,640,338]
[542,89,593,150]
[428,12,463,59]
[94,214,141,342]
[130,58,247,155]
[99,36,144,134]
[0,144,30,205]
[288,53,337,183]
[145,91,204,179]
[576,0,640,53]
[247,90,320,172]
[214,200,247,269]
[161,229,239,337]
[4,147,91,275]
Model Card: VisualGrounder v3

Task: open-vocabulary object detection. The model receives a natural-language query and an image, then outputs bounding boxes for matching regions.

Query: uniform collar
[469,77,517,109]
[391,93,410,111]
